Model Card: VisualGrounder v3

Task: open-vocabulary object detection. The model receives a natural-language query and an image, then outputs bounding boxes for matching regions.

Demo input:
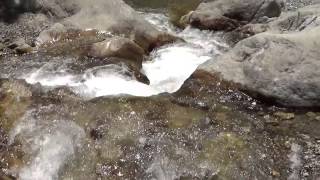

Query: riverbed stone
[0,79,33,132]
[198,132,249,179]
[8,38,33,54]
[89,37,145,68]
[274,112,295,120]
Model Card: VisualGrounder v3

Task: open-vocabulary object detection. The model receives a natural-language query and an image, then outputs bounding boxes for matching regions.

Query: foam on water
[22,12,226,98]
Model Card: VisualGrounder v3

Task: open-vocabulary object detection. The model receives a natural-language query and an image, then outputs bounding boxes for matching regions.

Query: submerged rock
[198,133,249,179]
[0,79,33,132]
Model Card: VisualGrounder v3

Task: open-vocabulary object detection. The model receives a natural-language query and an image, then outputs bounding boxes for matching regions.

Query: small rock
[306,112,317,118]
[264,114,280,125]
[8,38,33,54]
[0,43,5,51]
[15,44,33,54]
[272,170,280,177]
[273,112,295,120]
[265,118,279,126]
[315,116,320,121]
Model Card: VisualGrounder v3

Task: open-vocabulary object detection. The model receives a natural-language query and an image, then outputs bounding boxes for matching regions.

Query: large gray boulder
[198,26,320,107]
[181,0,282,31]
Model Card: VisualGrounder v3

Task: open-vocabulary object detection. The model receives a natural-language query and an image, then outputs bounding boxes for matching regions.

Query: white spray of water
[288,143,302,180]
[9,109,85,180]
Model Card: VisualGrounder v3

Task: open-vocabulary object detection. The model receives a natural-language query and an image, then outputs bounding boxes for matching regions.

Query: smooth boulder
[181,0,282,31]
[89,37,145,68]
[198,26,320,107]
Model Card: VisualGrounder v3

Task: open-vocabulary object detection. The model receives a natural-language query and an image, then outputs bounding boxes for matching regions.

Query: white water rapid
[24,12,228,98]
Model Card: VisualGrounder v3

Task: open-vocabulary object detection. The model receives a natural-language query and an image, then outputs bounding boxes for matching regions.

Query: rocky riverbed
[0,0,319,180]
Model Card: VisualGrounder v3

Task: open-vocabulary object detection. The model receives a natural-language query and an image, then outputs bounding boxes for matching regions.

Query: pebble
[272,170,280,177]
[273,111,295,120]
[306,112,317,118]
[8,38,33,54]
[0,43,4,51]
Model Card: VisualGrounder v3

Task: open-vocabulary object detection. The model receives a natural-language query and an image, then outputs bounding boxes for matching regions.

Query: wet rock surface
[180,0,282,31]
[198,25,320,107]
[285,0,320,10]
[18,0,178,52]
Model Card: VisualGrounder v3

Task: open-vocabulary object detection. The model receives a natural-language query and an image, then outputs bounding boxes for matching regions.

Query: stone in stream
[273,112,295,120]
[0,79,34,132]
[89,37,145,69]
[180,0,282,31]
[197,25,320,108]
[7,38,33,54]
[36,28,150,84]
[198,132,249,179]
[0,43,5,51]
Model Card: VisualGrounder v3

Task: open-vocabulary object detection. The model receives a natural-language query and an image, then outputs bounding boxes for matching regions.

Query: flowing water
[1,12,227,180]
[21,12,227,98]
[1,10,318,180]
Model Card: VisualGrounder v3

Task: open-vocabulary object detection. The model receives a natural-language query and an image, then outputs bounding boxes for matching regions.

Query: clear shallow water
[23,12,228,98]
